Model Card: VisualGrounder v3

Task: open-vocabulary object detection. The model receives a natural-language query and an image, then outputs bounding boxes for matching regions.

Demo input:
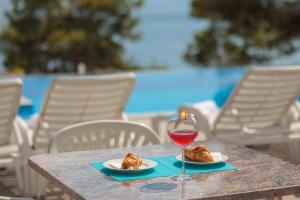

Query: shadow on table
[173,161,226,169]
[101,168,155,177]
[140,182,178,193]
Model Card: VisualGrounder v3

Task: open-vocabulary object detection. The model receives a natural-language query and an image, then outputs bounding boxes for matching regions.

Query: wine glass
[168,110,198,182]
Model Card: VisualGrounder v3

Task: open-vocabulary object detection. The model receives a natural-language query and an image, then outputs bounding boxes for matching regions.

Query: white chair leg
[15,158,24,194]
[27,168,48,199]
[24,162,30,195]
[36,174,48,199]
[16,162,47,199]
[288,134,300,164]
[14,157,30,196]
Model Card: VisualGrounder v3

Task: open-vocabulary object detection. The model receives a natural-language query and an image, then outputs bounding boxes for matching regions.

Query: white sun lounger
[180,66,300,146]
[0,79,22,168]
[26,73,135,151]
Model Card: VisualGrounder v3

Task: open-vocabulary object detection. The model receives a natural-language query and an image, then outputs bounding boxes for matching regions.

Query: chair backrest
[0,79,22,146]
[33,73,135,148]
[49,120,161,153]
[213,66,300,135]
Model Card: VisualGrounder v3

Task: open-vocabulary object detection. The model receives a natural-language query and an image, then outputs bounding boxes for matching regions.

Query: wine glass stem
[181,146,185,179]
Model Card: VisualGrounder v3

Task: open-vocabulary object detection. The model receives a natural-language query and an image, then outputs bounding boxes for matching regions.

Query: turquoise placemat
[90,156,237,181]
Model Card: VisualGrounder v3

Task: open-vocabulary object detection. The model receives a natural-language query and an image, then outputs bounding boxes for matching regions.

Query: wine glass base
[171,174,194,183]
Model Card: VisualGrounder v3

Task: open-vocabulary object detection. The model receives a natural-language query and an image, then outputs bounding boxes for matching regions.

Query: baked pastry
[184,145,214,162]
[121,153,143,169]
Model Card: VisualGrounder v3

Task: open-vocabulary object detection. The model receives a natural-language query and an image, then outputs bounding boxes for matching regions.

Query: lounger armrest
[178,100,220,140]
[14,117,33,159]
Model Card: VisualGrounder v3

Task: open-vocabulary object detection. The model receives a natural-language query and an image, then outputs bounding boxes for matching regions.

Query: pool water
[20,68,247,118]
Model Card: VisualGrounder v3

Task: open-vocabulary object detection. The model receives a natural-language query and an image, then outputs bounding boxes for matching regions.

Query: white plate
[176,152,228,165]
[103,159,157,173]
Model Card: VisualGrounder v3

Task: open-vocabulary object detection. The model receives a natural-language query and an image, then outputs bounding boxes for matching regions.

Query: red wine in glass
[168,130,198,147]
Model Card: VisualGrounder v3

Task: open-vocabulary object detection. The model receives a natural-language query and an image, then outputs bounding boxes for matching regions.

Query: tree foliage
[185,0,300,67]
[0,0,142,73]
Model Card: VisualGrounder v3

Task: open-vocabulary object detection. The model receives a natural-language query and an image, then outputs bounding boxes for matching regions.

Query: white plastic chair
[179,66,300,145]
[29,73,136,151]
[0,79,22,168]
[49,120,161,153]
[34,120,161,198]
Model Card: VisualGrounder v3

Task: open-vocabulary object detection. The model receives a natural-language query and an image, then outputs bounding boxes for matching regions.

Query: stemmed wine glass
[168,110,198,182]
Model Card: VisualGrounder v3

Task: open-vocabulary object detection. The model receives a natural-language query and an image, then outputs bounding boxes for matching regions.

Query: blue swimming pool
[19,68,247,118]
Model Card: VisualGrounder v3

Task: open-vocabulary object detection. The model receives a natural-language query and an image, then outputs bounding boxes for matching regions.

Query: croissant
[190,145,209,153]
[184,145,214,162]
[121,153,143,169]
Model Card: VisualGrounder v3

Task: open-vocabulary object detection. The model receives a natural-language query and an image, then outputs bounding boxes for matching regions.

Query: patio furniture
[49,120,161,153]
[0,79,22,168]
[29,73,136,151]
[18,120,160,198]
[179,66,300,145]
[28,140,300,200]
[15,73,136,197]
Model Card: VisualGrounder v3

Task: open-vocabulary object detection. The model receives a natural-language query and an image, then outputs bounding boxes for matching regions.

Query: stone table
[28,141,300,200]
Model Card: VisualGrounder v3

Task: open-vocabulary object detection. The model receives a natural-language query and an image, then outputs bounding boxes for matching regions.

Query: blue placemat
[90,155,237,181]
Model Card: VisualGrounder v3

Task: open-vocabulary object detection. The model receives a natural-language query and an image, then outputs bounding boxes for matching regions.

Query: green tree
[0,0,142,73]
[185,0,300,67]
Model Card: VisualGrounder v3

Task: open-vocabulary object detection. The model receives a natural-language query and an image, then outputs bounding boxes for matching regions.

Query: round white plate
[176,152,228,165]
[103,159,157,173]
